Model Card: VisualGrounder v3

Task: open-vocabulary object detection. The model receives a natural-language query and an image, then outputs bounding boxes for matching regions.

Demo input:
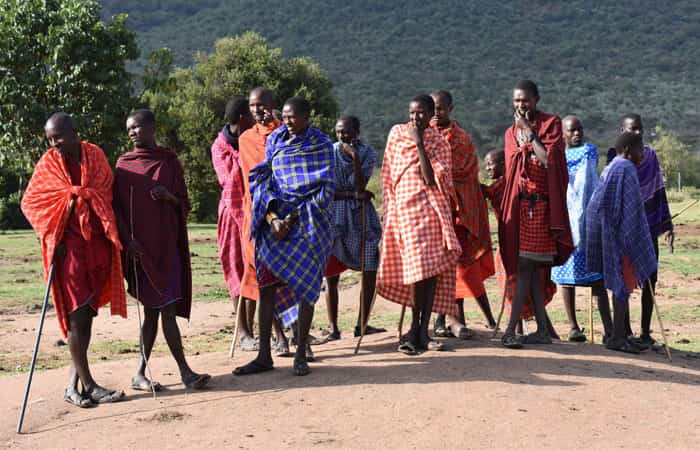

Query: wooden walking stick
[17,200,74,433]
[229,294,244,358]
[397,305,406,341]
[648,280,672,362]
[130,186,156,399]
[354,186,369,354]
[589,289,594,344]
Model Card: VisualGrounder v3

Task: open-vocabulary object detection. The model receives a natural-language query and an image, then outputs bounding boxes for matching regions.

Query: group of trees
[1,0,698,228]
[0,1,337,227]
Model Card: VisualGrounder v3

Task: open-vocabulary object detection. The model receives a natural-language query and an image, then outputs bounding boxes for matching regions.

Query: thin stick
[17,263,55,434]
[589,289,594,344]
[648,280,672,362]
[664,199,698,225]
[229,294,244,358]
[131,186,156,399]
[18,200,74,433]
[491,295,506,338]
[397,305,406,341]
[354,162,369,354]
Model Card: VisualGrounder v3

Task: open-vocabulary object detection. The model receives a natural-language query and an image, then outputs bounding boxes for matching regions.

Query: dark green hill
[101,0,700,152]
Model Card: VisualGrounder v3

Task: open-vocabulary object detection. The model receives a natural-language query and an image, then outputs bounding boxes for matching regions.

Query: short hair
[513,79,539,98]
[562,115,581,126]
[45,112,75,131]
[485,148,505,164]
[128,109,156,126]
[338,115,360,133]
[283,96,311,117]
[620,113,642,126]
[615,131,643,154]
[272,109,283,121]
[411,94,435,115]
[431,90,453,107]
[224,96,250,124]
[250,87,275,106]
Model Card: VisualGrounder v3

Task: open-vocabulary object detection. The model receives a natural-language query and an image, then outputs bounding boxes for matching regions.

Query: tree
[0,0,139,176]
[154,32,338,221]
[652,125,695,189]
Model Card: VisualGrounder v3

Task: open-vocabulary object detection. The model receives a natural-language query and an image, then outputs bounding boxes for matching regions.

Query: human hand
[54,241,67,261]
[666,230,675,254]
[150,185,175,202]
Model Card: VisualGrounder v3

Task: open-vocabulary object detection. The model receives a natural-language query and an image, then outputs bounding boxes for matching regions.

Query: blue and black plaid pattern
[249,125,335,325]
[330,142,381,271]
[584,157,657,302]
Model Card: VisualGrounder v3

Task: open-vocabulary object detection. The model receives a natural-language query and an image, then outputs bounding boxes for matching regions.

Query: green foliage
[0,0,139,174]
[147,32,338,221]
[100,0,700,159]
[652,125,698,189]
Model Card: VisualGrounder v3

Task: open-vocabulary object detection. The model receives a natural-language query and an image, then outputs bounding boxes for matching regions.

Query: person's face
[45,124,80,155]
[431,95,452,126]
[238,109,255,132]
[409,101,432,131]
[629,142,644,166]
[126,116,156,148]
[249,92,273,125]
[485,154,504,179]
[622,117,644,138]
[335,119,358,145]
[563,118,584,148]
[513,89,538,119]
[282,104,309,136]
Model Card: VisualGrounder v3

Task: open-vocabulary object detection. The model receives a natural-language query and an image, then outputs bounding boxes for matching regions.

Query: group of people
[20,79,672,408]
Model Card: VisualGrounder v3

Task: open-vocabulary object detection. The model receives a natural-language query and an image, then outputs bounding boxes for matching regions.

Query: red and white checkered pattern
[519,156,557,255]
[21,142,127,337]
[377,124,460,315]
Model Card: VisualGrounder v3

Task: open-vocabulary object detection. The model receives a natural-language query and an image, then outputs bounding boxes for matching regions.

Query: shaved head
[562,115,584,148]
[249,87,275,106]
[249,87,276,125]
[45,112,75,133]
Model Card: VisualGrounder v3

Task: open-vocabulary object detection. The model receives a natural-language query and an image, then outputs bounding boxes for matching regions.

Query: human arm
[409,125,436,186]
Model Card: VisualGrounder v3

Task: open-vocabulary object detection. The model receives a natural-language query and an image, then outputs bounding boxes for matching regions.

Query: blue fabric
[552,143,603,285]
[329,141,382,271]
[584,157,657,302]
[249,125,335,325]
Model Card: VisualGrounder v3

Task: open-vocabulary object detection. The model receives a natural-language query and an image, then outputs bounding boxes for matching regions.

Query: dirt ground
[1,284,700,450]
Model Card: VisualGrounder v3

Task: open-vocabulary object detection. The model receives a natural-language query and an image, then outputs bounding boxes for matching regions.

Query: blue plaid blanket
[249,125,335,325]
[584,156,657,302]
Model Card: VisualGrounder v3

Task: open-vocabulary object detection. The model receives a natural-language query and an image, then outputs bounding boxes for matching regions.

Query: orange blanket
[238,120,280,301]
[21,142,126,336]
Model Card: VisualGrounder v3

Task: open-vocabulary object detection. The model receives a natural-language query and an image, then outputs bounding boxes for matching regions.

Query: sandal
[64,388,95,408]
[86,386,125,404]
[525,331,553,344]
[398,341,419,355]
[131,376,163,392]
[501,333,524,349]
[293,357,310,376]
[354,325,387,337]
[325,330,341,341]
[424,339,446,351]
[273,339,292,357]
[238,335,259,352]
[183,372,211,389]
[233,360,274,376]
[433,323,453,338]
[456,326,475,340]
[606,339,641,355]
[568,328,587,343]
[305,343,316,362]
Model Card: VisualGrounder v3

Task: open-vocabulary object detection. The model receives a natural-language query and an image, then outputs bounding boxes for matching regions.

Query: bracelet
[266,212,279,226]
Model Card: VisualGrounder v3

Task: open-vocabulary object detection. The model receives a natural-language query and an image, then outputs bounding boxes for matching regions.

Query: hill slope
[101,0,700,151]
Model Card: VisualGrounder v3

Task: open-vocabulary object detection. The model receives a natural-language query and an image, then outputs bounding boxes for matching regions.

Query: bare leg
[505,258,534,335]
[475,294,496,328]
[234,285,275,375]
[593,282,613,338]
[356,271,383,335]
[561,286,581,331]
[245,299,257,336]
[530,266,549,335]
[325,275,340,337]
[293,301,314,375]
[160,303,209,387]
[416,276,437,349]
[67,306,98,391]
[132,306,159,388]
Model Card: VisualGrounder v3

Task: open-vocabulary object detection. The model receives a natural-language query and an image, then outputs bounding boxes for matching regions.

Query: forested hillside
[102,0,700,151]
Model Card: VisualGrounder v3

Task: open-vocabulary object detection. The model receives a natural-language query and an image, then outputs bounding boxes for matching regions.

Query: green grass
[2,190,700,375]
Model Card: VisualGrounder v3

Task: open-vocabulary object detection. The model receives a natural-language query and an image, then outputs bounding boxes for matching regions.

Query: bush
[0,192,29,230]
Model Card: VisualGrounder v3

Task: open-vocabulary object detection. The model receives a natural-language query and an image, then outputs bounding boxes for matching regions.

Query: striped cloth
[378,124,460,316]
[552,143,603,285]
[584,156,657,302]
[21,142,126,337]
[249,124,335,325]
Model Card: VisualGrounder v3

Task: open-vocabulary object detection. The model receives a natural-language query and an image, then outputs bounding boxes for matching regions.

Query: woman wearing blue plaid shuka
[233,96,335,377]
